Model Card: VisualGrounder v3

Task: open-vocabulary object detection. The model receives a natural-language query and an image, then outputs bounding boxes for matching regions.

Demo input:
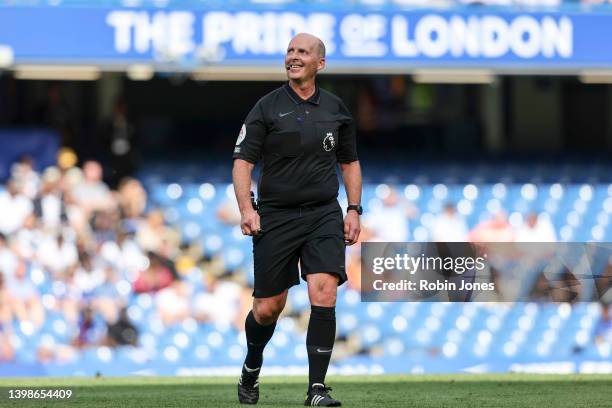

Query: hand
[344,211,361,246]
[240,208,262,236]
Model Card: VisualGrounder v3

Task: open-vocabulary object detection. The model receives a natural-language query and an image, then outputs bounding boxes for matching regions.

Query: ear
[317,57,326,72]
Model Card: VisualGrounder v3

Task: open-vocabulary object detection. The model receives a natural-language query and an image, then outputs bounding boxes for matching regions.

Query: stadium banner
[361,242,612,302]
[2,8,612,71]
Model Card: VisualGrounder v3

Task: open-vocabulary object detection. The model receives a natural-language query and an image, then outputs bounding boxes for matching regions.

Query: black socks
[306,305,336,389]
[243,306,336,390]
[244,310,277,371]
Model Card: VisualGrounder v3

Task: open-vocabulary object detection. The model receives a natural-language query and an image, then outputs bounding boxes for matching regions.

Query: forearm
[340,161,362,205]
[232,159,255,213]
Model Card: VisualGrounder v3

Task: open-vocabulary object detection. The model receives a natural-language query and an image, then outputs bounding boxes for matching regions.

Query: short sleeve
[335,101,358,163]
[232,100,267,164]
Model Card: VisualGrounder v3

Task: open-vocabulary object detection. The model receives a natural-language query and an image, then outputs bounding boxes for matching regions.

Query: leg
[306,273,339,390]
[307,273,339,307]
[245,289,288,369]
[238,290,288,405]
[240,206,307,404]
[299,203,346,402]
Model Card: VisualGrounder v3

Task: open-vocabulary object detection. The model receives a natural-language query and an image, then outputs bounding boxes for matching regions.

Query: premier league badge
[323,132,335,152]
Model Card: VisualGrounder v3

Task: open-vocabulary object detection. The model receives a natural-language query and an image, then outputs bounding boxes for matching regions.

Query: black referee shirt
[232,83,358,208]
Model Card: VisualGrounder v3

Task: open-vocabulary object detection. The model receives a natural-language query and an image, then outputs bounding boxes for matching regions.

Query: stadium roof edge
[7,64,612,81]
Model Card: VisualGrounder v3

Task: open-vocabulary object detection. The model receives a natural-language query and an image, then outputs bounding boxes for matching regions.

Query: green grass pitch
[1,374,612,407]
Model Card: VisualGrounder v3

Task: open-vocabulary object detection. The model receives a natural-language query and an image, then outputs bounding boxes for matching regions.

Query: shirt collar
[284,82,320,105]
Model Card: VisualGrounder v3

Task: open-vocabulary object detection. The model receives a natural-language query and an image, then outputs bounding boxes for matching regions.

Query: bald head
[291,33,325,58]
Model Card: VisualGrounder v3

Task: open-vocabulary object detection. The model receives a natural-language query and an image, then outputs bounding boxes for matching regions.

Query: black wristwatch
[347,204,363,215]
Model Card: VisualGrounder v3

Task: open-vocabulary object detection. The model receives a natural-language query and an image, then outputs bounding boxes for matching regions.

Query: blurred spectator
[10,156,39,200]
[90,210,119,244]
[34,167,66,231]
[515,212,557,242]
[595,262,612,304]
[156,280,192,325]
[72,160,115,215]
[133,252,175,294]
[217,194,241,225]
[6,260,44,328]
[0,333,13,362]
[106,307,139,347]
[37,233,78,275]
[217,180,256,225]
[552,269,582,303]
[74,253,105,298]
[36,341,77,365]
[193,270,244,329]
[0,270,15,362]
[99,229,147,279]
[115,177,147,231]
[136,209,180,258]
[60,264,85,325]
[469,210,514,242]
[72,305,99,348]
[62,174,89,234]
[430,202,468,242]
[0,234,17,278]
[57,147,78,172]
[528,272,553,302]
[0,180,33,235]
[345,225,376,291]
[12,213,41,260]
[0,273,12,327]
[364,187,416,241]
[595,304,612,344]
[90,267,122,324]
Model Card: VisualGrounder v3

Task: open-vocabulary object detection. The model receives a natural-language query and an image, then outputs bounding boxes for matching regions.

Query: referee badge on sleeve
[236,124,247,146]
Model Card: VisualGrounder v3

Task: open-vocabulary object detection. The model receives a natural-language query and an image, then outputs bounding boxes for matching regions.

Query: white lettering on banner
[202,12,336,56]
[202,11,233,56]
[107,10,195,59]
[415,15,448,58]
[340,14,387,57]
[107,11,134,53]
[391,16,417,57]
[510,15,541,58]
[133,12,165,54]
[391,14,573,59]
[448,16,480,57]
[541,16,572,57]
[481,16,508,57]
[277,12,307,48]
[233,12,263,54]
[106,10,572,61]
[168,12,196,57]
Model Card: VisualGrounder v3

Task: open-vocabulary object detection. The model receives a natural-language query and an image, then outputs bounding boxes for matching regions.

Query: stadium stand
[1,154,611,376]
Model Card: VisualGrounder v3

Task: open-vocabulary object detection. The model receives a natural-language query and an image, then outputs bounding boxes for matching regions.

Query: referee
[233,33,362,407]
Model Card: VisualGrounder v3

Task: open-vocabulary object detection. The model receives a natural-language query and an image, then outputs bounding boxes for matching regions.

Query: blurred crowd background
[1,149,611,374]
[2,0,612,376]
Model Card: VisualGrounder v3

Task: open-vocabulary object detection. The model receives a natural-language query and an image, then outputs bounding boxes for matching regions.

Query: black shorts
[252,200,347,298]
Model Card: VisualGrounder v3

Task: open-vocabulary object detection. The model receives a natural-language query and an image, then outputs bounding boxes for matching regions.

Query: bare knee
[308,275,339,307]
[252,293,286,325]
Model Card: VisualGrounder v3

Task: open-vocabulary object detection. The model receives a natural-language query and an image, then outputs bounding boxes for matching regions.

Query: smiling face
[285,33,325,84]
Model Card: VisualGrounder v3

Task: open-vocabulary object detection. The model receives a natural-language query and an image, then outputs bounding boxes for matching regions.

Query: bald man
[233,33,362,406]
